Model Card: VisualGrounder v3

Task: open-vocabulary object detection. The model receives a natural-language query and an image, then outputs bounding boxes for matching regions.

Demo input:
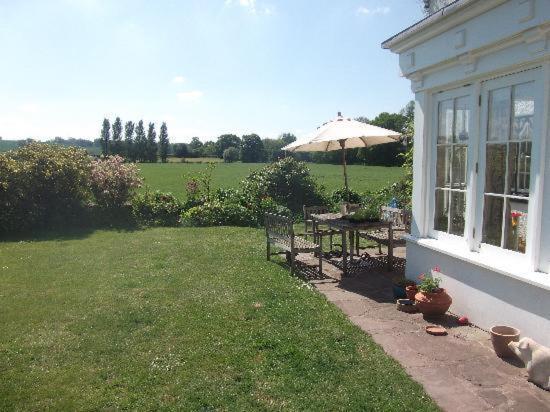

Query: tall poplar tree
[124,121,135,161]
[111,117,123,155]
[100,118,111,155]
[146,122,157,162]
[158,122,169,163]
[134,120,147,162]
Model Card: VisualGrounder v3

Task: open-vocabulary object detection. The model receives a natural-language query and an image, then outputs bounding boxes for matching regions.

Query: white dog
[508,338,550,391]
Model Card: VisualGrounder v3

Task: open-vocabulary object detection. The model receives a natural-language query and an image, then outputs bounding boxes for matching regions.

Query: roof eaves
[381,0,473,50]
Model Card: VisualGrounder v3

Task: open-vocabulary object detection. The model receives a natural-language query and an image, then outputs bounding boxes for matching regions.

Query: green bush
[0,143,91,233]
[181,194,290,227]
[182,201,257,227]
[362,179,410,211]
[330,187,362,206]
[240,158,326,213]
[132,191,183,226]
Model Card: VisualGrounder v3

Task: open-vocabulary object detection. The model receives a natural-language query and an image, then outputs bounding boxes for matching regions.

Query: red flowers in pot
[414,268,452,316]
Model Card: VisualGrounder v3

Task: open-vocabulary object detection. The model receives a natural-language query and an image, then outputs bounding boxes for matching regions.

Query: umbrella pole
[339,140,348,192]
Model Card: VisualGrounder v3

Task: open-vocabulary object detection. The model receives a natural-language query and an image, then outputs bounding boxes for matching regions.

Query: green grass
[138,162,404,199]
[0,227,437,410]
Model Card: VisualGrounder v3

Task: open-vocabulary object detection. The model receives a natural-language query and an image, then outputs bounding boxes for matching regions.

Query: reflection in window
[482,81,534,253]
[434,96,469,236]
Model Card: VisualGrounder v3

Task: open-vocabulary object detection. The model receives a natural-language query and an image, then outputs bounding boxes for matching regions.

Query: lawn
[0,227,437,410]
[138,162,404,199]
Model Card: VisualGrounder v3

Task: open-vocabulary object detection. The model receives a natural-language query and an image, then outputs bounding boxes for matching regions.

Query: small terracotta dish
[425,325,448,336]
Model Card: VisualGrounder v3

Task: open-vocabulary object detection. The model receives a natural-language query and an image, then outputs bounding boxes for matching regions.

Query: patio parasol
[282,112,401,191]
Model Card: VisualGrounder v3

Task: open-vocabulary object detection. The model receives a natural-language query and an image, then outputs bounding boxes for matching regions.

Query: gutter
[382,0,475,50]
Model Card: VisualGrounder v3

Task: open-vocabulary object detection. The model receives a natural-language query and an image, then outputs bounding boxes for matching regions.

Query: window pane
[508,142,531,196]
[436,145,451,187]
[504,198,528,253]
[482,195,503,246]
[488,87,511,142]
[512,82,534,141]
[438,99,453,144]
[449,191,466,236]
[454,96,470,143]
[452,145,467,189]
[485,144,506,194]
[434,189,449,232]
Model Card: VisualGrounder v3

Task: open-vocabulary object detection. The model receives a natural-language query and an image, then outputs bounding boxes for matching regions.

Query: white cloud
[176,90,203,102]
[17,103,40,113]
[263,5,274,15]
[172,75,186,84]
[357,6,390,16]
[225,0,273,15]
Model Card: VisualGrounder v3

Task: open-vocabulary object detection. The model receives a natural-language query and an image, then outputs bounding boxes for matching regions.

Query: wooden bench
[265,213,322,275]
[358,206,411,254]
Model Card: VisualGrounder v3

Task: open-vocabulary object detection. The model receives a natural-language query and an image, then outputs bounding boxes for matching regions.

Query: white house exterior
[383,0,550,346]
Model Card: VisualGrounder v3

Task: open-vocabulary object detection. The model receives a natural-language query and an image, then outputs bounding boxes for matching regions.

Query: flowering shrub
[90,156,142,208]
[182,163,216,209]
[417,267,442,293]
[240,158,326,213]
[0,143,91,233]
[132,190,183,226]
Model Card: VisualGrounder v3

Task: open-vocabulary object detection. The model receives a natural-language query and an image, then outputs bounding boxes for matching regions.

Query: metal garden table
[311,213,394,276]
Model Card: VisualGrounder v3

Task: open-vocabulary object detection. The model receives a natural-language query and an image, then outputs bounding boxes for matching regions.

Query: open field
[0,226,436,410]
[139,162,404,199]
[167,156,223,163]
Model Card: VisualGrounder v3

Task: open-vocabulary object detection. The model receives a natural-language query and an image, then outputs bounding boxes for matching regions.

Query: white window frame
[428,86,476,246]
[473,67,545,270]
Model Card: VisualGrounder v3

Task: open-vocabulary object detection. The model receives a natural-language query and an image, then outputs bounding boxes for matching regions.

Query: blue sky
[0,0,423,142]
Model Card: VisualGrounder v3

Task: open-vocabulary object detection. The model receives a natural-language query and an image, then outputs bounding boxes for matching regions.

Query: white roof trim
[382,0,483,51]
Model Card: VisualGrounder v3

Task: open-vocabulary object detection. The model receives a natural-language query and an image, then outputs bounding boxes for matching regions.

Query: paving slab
[295,249,550,412]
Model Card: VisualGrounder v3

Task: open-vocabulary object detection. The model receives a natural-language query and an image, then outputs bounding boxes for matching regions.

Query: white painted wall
[384,0,550,348]
[406,240,550,347]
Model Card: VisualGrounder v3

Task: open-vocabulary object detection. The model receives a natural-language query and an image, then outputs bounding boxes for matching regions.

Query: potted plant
[346,204,380,223]
[414,267,452,316]
[405,283,418,301]
[391,276,415,299]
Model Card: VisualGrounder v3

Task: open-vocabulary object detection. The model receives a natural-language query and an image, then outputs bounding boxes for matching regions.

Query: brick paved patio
[297,248,550,411]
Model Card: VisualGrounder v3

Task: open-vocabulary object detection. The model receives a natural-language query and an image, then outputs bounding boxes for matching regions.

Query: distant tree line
[1,101,413,166]
[170,101,414,166]
[170,132,297,163]
[99,117,170,162]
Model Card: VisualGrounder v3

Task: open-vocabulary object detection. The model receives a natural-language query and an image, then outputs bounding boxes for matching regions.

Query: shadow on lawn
[0,208,142,243]
[0,223,141,243]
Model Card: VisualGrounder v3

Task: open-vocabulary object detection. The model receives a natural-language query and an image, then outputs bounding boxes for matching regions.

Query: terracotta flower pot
[405,285,418,301]
[490,325,520,358]
[414,288,452,316]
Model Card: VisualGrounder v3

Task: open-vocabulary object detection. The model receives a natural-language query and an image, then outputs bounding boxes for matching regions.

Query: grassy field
[0,227,437,410]
[138,162,404,199]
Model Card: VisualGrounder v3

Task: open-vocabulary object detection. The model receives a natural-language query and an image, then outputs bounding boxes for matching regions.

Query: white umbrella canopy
[282,112,401,190]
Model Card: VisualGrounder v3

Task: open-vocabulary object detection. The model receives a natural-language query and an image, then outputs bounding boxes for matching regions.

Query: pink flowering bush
[90,156,142,208]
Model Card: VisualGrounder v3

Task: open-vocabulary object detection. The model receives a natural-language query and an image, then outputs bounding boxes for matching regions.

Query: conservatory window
[434,96,469,236]
[481,82,534,253]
